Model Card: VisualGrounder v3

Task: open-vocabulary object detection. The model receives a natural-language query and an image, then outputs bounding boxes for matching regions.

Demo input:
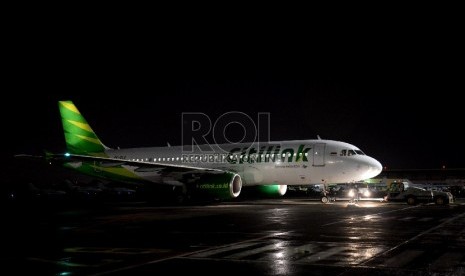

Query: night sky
[4,38,464,172]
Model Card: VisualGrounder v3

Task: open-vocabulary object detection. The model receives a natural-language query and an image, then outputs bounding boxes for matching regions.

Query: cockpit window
[341,149,364,156]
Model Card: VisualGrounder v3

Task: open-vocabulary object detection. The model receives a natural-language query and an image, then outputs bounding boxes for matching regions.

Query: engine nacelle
[257,184,288,196]
[192,172,242,200]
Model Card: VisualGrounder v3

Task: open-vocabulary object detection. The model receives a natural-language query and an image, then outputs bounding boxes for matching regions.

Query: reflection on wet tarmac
[3,199,465,275]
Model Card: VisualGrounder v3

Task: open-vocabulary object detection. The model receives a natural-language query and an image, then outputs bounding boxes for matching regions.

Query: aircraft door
[313,143,326,166]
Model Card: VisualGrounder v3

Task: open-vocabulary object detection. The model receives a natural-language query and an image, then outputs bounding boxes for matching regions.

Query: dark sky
[3,31,464,170]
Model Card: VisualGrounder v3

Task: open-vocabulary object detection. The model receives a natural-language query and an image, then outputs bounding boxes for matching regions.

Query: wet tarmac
[3,199,465,275]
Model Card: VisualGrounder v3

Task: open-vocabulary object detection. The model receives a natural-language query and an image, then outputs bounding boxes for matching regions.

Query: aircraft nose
[372,158,382,175]
[365,157,383,179]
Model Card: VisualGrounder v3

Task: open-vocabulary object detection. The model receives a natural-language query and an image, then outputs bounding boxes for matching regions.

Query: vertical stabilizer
[58,101,109,154]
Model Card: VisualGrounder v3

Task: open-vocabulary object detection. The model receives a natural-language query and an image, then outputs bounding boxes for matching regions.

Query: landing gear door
[313,143,326,166]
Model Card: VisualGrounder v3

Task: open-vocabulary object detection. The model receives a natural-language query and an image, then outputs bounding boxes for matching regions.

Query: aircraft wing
[15,153,232,186]
[47,153,225,174]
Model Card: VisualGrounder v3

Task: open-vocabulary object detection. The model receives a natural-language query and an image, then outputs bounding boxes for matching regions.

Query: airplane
[18,101,383,202]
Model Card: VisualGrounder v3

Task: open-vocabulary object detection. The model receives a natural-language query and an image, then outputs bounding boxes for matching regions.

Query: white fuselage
[104,139,382,186]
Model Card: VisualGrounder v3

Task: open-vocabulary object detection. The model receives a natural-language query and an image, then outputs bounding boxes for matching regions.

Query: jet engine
[191,172,242,200]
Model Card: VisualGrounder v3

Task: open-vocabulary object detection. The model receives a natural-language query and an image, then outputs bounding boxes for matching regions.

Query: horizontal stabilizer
[14,154,44,160]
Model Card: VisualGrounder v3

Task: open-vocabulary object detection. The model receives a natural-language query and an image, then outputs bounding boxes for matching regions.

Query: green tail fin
[59,101,108,154]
